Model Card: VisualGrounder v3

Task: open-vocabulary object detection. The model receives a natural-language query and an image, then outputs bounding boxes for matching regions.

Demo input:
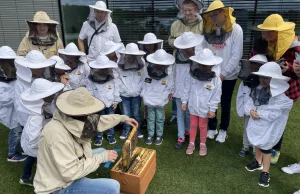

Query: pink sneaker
[199,143,207,156]
[186,143,195,155]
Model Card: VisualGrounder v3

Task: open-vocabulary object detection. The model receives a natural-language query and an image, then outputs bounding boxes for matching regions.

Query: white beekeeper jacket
[203,23,243,80]
[0,81,19,129]
[79,21,121,62]
[245,62,293,150]
[173,62,191,99]
[14,64,32,126]
[65,61,90,91]
[182,75,221,118]
[236,82,251,117]
[116,67,145,98]
[87,78,121,108]
[141,70,174,108]
[20,99,50,157]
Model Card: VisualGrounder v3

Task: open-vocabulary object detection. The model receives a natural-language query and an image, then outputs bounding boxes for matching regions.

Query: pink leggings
[189,114,208,143]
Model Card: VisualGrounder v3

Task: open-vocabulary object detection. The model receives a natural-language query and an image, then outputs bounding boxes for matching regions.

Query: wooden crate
[111,148,156,194]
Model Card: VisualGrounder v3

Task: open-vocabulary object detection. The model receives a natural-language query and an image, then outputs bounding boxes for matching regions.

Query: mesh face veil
[147,63,169,80]
[189,62,215,81]
[250,85,271,106]
[0,59,16,82]
[118,55,144,71]
[89,68,114,84]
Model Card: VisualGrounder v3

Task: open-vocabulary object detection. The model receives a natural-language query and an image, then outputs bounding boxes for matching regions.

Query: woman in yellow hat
[17,11,64,59]
[252,14,300,165]
[201,0,243,143]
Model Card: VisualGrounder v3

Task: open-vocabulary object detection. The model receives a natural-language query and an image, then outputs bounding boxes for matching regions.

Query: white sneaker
[281,163,300,174]
[294,190,300,194]
[215,130,227,143]
[207,130,218,139]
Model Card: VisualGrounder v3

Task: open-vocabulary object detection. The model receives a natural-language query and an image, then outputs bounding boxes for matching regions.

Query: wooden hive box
[111,147,156,194]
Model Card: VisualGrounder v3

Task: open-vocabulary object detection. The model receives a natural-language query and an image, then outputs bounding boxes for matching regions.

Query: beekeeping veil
[250,62,290,106]
[146,49,175,80]
[0,46,18,82]
[201,0,236,44]
[87,1,112,34]
[118,43,146,71]
[175,0,204,25]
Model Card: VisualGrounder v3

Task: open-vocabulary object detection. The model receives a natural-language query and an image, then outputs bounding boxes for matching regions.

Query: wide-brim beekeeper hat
[56,87,105,116]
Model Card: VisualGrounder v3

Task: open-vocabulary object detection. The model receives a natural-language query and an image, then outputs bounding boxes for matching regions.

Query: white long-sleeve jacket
[20,99,51,157]
[116,67,145,98]
[141,71,174,108]
[0,81,19,129]
[182,75,222,118]
[87,78,121,108]
[65,63,90,91]
[245,93,293,150]
[173,63,191,99]
[203,23,243,80]
[236,82,251,117]
[14,63,32,127]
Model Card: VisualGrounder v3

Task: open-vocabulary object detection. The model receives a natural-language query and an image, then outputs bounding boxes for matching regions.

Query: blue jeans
[147,107,165,137]
[22,156,36,179]
[97,106,115,138]
[8,125,22,157]
[121,96,141,132]
[174,98,190,139]
[53,177,120,194]
[171,99,177,117]
[208,79,237,131]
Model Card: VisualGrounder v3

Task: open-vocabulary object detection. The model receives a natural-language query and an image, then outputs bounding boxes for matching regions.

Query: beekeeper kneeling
[33,87,138,194]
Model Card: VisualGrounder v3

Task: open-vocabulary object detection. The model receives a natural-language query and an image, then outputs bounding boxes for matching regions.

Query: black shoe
[19,178,33,187]
[258,172,270,187]
[167,116,177,125]
[245,159,263,172]
[174,138,184,149]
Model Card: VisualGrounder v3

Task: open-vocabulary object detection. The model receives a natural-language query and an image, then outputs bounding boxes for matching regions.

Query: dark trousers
[22,156,37,179]
[208,79,237,131]
[273,135,284,151]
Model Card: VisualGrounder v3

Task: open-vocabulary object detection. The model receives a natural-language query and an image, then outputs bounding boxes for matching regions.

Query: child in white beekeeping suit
[236,54,267,157]
[141,49,174,145]
[14,50,56,127]
[173,32,204,149]
[138,32,164,128]
[244,62,293,188]
[0,46,27,162]
[87,55,121,146]
[58,42,90,91]
[50,55,71,87]
[19,78,64,186]
[116,43,146,140]
[181,48,222,156]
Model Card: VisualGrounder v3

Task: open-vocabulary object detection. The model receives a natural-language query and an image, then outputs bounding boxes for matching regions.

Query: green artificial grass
[1,82,300,194]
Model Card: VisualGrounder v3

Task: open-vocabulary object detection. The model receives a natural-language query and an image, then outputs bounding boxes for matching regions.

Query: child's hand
[112,104,118,110]
[250,110,260,120]
[280,61,289,73]
[208,112,215,118]
[169,93,173,101]
[60,74,69,85]
[220,74,225,81]
[181,104,186,111]
[293,60,300,74]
